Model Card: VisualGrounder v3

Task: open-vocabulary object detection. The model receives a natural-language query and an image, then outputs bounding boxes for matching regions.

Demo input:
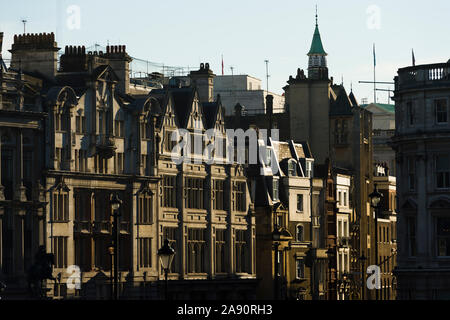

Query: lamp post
[110,193,122,300]
[326,247,334,300]
[272,228,281,300]
[369,184,383,301]
[158,239,175,300]
[360,253,367,300]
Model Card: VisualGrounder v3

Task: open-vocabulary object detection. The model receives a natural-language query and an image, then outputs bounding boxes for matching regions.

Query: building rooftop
[361,103,395,114]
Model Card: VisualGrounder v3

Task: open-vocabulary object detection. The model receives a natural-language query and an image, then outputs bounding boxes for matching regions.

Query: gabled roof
[330,86,353,116]
[202,97,222,129]
[170,87,196,128]
[348,91,358,107]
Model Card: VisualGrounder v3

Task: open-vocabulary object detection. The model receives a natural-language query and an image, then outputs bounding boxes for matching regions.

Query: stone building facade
[392,61,450,299]
[0,33,257,299]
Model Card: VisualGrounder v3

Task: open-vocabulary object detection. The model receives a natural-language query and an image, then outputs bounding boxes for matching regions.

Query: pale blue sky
[1,0,449,102]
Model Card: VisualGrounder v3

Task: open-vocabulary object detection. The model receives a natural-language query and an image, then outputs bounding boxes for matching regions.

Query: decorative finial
[315,5,318,26]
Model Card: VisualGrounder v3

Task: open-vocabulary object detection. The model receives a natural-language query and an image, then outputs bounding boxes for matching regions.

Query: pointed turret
[307,10,328,80]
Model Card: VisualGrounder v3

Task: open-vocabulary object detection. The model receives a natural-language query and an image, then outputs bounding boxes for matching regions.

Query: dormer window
[288,160,297,177]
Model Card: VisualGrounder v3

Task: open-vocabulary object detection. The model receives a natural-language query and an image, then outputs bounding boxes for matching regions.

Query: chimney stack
[9,32,59,79]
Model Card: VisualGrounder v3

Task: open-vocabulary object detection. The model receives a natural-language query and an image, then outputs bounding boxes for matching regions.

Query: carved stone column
[13,209,26,278]
[15,129,26,202]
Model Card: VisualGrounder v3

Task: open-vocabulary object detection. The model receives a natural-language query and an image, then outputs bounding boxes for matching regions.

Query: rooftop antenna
[21,19,27,34]
[264,60,270,93]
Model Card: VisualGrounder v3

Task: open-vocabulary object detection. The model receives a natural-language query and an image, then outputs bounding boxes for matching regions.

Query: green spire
[307,10,327,56]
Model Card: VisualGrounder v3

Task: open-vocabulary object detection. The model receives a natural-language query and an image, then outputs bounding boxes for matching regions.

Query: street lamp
[110,193,122,300]
[369,184,383,301]
[158,239,175,300]
[272,228,281,300]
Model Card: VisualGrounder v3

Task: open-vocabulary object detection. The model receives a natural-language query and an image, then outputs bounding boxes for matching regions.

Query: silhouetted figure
[27,246,56,299]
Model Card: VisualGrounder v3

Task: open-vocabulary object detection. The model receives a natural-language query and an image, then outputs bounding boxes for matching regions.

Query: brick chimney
[190,63,215,104]
[105,45,132,95]
[9,32,59,79]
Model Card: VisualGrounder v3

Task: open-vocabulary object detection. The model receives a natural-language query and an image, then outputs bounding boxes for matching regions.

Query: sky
[1,0,449,103]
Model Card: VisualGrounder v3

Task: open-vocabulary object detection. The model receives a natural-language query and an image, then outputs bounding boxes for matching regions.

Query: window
[213,180,225,210]
[115,120,124,138]
[297,194,304,212]
[338,191,342,206]
[296,259,305,279]
[272,179,279,201]
[343,221,348,237]
[53,192,69,222]
[53,237,68,269]
[187,228,206,274]
[162,176,177,208]
[437,218,450,257]
[436,155,450,189]
[140,121,151,140]
[165,130,178,153]
[233,181,246,211]
[141,154,148,175]
[296,225,304,241]
[288,161,297,176]
[407,157,415,191]
[435,99,448,124]
[407,102,414,126]
[116,153,124,174]
[235,230,247,273]
[305,161,313,178]
[185,178,204,209]
[215,229,226,273]
[138,194,153,224]
[338,220,343,237]
[75,235,92,272]
[138,238,152,268]
[343,192,348,207]
[407,216,416,257]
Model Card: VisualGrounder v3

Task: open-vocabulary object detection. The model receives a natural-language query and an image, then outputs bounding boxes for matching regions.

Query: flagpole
[373,43,377,104]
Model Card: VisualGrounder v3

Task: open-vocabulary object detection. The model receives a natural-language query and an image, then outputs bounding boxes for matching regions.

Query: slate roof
[308,24,327,56]
[329,86,353,116]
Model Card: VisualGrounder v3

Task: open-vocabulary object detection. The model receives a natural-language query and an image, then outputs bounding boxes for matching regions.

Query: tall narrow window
[296,260,305,279]
[138,238,152,268]
[185,178,204,209]
[187,228,206,274]
[213,180,225,210]
[407,157,415,191]
[296,225,304,241]
[53,192,69,222]
[272,179,279,202]
[52,237,68,269]
[138,194,153,224]
[215,229,226,273]
[233,181,246,211]
[436,155,450,189]
[297,194,304,212]
[235,230,247,273]
[407,102,414,126]
[437,218,450,257]
[162,176,177,208]
[435,99,448,124]
[407,216,416,257]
